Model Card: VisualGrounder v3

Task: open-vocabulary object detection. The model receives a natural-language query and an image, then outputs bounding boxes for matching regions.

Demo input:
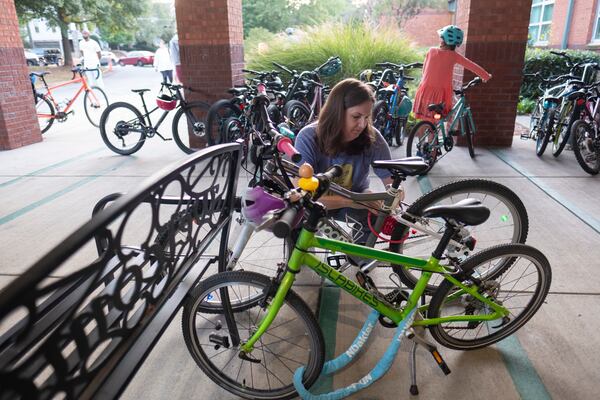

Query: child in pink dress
[413,25,491,123]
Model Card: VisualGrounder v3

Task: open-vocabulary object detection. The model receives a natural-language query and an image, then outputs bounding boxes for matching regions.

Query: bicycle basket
[156,94,177,111]
[318,57,342,77]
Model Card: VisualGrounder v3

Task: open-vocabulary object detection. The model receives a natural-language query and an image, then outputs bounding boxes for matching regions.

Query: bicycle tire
[572,119,600,175]
[395,118,407,147]
[172,101,210,153]
[99,102,146,155]
[406,120,438,174]
[372,100,391,145]
[390,179,529,294]
[182,271,325,400]
[84,86,109,127]
[551,102,574,157]
[206,99,242,146]
[283,99,311,133]
[35,94,55,134]
[428,243,551,350]
[536,108,554,156]
[464,116,475,158]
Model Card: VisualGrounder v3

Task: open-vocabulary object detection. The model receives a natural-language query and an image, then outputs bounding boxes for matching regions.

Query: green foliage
[521,48,600,99]
[362,0,448,27]
[516,97,536,115]
[242,0,353,37]
[246,21,423,86]
[245,28,277,55]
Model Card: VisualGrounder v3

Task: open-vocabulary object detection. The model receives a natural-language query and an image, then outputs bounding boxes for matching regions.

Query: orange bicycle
[30,66,109,133]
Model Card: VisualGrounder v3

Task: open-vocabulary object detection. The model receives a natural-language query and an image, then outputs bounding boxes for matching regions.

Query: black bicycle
[99,83,209,155]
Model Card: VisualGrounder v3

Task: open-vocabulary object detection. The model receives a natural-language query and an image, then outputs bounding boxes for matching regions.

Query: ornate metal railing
[0,143,242,400]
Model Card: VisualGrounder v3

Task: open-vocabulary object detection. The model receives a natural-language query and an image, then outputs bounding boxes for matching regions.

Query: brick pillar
[454,0,532,147]
[0,0,42,150]
[174,0,244,148]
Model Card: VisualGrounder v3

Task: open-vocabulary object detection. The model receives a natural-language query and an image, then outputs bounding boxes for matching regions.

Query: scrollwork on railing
[0,143,242,400]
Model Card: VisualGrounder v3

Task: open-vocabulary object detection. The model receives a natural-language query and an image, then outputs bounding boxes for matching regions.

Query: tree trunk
[57,9,73,66]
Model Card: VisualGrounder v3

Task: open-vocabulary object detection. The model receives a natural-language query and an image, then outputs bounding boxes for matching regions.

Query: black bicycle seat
[421,198,490,226]
[372,157,430,176]
[30,72,50,77]
[131,89,150,94]
[228,87,248,95]
[427,102,445,113]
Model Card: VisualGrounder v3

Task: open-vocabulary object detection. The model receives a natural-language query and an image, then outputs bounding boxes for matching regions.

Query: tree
[15,0,146,65]
[354,0,447,28]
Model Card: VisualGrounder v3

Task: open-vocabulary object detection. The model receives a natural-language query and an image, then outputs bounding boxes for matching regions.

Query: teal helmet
[438,25,464,46]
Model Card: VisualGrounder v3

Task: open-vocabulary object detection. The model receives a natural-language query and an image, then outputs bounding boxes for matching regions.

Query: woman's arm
[455,53,491,81]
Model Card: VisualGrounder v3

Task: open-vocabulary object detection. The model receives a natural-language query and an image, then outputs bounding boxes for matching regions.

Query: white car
[24,49,44,66]
[100,51,119,66]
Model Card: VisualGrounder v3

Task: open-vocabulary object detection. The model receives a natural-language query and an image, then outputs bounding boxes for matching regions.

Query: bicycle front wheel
[406,121,439,174]
[391,179,528,294]
[172,101,209,153]
[572,120,600,175]
[35,94,55,134]
[551,102,574,157]
[463,116,475,158]
[372,100,391,145]
[536,109,554,156]
[99,102,146,155]
[283,100,311,133]
[428,244,551,350]
[84,86,109,127]
[395,118,407,147]
[182,271,325,400]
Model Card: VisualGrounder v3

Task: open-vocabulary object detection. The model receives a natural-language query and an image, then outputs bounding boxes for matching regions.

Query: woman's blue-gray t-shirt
[294,123,392,192]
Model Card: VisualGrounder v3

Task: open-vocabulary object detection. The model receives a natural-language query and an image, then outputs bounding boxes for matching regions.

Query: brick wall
[540,0,600,51]
[401,9,453,48]
[175,0,244,148]
[454,0,532,147]
[0,0,42,150]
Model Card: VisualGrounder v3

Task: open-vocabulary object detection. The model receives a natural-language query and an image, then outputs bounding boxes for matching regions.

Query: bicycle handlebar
[375,62,423,70]
[272,61,294,75]
[72,66,100,80]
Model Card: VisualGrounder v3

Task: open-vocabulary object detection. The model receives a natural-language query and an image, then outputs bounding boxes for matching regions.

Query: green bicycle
[182,161,551,400]
[407,77,483,174]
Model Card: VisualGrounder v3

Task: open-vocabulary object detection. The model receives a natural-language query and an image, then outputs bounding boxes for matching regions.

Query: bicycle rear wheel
[372,100,391,145]
[99,102,146,155]
[464,116,475,158]
[536,109,554,156]
[206,99,242,146]
[572,120,600,175]
[395,118,407,146]
[283,100,311,133]
[428,244,551,350]
[84,86,109,127]
[35,94,55,134]
[172,101,210,153]
[390,179,528,294]
[182,271,325,400]
[551,102,574,157]
[406,121,439,174]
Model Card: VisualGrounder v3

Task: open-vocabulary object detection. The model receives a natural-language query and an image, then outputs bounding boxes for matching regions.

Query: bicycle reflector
[434,113,442,120]
[156,94,177,111]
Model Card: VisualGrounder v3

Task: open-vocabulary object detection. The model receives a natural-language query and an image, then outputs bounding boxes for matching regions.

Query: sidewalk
[1,88,599,399]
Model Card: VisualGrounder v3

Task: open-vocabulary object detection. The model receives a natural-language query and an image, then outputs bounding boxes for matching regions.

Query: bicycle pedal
[327,254,348,270]
[430,348,451,375]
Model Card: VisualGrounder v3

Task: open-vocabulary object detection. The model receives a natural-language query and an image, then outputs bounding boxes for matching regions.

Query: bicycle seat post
[432,222,460,260]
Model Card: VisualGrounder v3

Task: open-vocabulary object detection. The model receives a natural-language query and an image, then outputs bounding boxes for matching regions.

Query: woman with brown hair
[294,78,393,243]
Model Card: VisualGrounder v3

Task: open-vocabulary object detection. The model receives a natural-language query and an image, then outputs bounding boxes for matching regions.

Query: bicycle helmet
[318,57,342,77]
[438,25,464,47]
[156,94,177,111]
[241,186,286,227]
[359,69,374,83]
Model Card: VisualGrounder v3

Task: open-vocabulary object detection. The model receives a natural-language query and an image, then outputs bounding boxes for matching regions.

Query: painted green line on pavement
[497,336,552,400]
[491,149,600,234]
[0,147,105,189]
[0,159,129,226]
[312,286,341,394]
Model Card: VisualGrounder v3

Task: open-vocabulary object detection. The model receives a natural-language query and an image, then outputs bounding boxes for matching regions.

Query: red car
[118,51,154,67]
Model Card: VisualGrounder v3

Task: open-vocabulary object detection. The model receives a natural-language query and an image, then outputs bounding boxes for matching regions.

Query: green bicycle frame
[435,96,475,144]
[240,228,510,353]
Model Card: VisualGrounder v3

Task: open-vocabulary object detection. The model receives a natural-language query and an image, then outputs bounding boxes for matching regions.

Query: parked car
[43,48,63,66]
[118,51,154,67]
[24,49,45,66]
[100,51,119,66]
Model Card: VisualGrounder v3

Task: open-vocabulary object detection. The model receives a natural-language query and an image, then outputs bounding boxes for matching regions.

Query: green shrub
[516,97,536,115]
[244,27,277,55]
[521,48,600,99]
[245,21,424,86]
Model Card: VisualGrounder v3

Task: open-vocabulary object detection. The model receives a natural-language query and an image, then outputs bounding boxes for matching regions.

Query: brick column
[454,0,532,147]
[0,0,42,150]
[174,0,244,148]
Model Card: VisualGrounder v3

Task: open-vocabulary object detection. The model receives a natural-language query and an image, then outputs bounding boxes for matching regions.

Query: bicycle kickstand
[405,328,451,396]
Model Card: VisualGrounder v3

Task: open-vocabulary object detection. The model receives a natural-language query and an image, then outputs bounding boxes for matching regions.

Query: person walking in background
[412,25,491,123]
[153,40,173,84]
[169,32,181,83]
[78,29,104,88]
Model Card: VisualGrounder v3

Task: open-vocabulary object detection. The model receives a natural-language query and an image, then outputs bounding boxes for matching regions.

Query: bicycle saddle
[372,157,429,176]
[228,87,248,95]
[421,198,490,226]
[30,72,50,77]
[131,89,150,94]
[427,102,445,113]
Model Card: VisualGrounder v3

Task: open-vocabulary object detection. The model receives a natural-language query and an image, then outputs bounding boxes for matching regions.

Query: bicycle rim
[101,104,145,154]
[84,87,109,127]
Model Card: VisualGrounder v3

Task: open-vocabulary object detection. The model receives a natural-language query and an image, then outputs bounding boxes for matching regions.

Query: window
[592,1,600,43]
[528,0,554,45]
